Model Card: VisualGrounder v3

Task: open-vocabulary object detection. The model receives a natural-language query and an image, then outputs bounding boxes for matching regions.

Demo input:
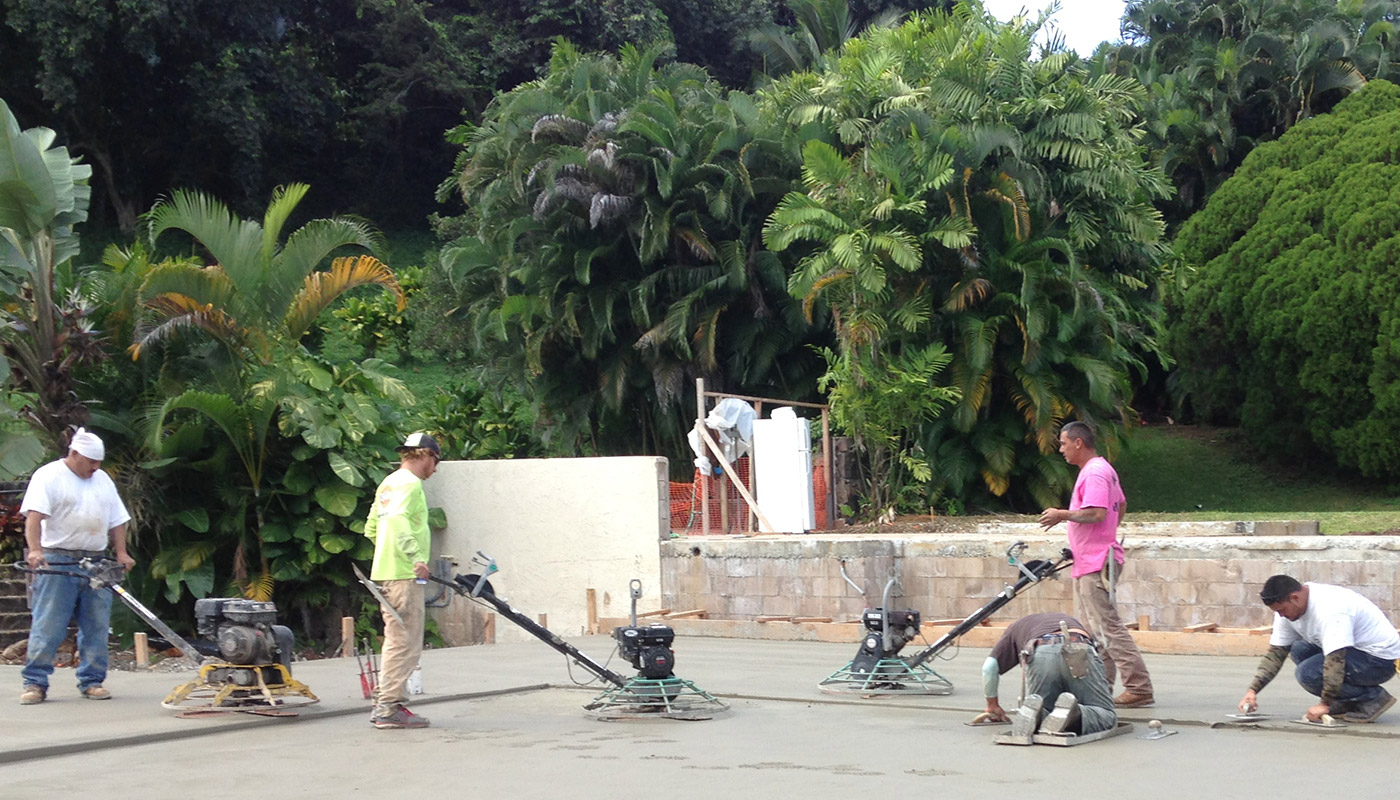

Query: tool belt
[1033,630,1095,649]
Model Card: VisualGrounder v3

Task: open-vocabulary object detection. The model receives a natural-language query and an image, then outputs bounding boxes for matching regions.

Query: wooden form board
[596,616,1274,656]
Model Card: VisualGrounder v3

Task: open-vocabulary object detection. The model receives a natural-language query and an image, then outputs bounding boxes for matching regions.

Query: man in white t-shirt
[18,428,133,705]
[1238,574,1400,723]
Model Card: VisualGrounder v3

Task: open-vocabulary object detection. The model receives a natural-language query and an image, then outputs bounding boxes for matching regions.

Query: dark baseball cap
[396,432,441,457]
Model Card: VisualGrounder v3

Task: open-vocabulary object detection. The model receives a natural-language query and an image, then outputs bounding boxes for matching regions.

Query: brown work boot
[81,685,112,700]
[1342,690,1396,724]
[20,685,46,705]
[1113,691,1154,708]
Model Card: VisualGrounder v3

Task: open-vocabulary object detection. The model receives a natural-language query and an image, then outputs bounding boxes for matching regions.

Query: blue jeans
[21,558,113,691]
[1290,641,1395,705]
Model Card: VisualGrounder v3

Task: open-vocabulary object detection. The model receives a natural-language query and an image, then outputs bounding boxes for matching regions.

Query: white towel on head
[69,427,105,461]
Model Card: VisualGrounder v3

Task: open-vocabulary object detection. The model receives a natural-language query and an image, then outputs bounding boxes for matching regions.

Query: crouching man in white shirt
[1239,574,1400,723]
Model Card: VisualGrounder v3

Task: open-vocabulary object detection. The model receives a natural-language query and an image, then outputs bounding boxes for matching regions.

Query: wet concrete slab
[1,634,1394,796]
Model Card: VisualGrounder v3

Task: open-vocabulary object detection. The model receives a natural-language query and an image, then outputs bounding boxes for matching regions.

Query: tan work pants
[1073,569,1153,696]
[372,579,425,714]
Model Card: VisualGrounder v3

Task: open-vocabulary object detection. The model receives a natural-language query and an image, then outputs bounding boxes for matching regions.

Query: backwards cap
[396,432,441,457]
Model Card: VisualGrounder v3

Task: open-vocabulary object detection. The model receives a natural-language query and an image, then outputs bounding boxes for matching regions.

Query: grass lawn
[1115,425,1400,534]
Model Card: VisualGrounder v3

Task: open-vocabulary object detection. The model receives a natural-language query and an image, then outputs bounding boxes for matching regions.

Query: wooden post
[1138,615,1151,632]
[750,401,762,533]
[586,589,599,635]
[340,617,355,658]
[820,408,834,528]
[537,613,548,629]
[484,614,496,644]
[134,632,149,668]
[696,378,709,536]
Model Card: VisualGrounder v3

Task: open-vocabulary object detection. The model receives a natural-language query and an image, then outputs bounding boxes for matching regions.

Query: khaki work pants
[1073,569,1153,696]
[372,579,425,715]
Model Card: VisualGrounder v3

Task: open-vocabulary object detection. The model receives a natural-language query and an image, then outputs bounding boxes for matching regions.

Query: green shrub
[1169,80,1400,478]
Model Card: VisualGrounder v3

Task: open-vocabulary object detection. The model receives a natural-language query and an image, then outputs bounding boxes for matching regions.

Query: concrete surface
[2,635,1395,797]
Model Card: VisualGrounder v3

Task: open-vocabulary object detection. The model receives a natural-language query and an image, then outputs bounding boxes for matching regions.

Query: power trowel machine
[423,553,728,720]
[819,542,1073,695]
[13,557,318,715]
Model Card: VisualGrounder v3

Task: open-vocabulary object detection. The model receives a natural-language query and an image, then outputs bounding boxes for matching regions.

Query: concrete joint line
[0,683,550,766]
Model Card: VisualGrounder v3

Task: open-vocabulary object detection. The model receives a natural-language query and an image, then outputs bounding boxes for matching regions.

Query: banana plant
[0,98,100,458]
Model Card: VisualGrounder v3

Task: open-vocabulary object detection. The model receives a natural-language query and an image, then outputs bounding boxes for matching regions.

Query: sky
[980,0,1130,56]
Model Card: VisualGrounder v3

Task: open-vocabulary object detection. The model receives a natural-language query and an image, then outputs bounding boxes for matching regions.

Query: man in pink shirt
[1039,421,1155,708]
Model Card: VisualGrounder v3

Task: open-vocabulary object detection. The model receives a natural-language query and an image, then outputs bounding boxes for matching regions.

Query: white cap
[69,427,105,461]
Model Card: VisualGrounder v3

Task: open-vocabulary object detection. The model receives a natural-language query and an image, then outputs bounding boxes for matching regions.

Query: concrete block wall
[661,532,1400,630]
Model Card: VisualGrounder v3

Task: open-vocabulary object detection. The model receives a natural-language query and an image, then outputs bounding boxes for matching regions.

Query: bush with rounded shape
[1170,80,1400,477]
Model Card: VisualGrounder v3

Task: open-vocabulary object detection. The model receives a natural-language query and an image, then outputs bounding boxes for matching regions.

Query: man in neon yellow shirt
[365,432,439,729]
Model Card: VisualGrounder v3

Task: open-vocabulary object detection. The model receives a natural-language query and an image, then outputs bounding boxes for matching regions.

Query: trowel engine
[850,608,920,674]
[193,598,294,686]
[614,624,676,679]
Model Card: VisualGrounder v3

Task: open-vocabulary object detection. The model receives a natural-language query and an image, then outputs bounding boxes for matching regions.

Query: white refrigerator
[753,411,814,533]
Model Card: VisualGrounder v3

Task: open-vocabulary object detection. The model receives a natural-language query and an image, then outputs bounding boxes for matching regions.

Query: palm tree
[761,6,1170,512]
[1114,0,1400,221]
[442,42,819,458]
[132,183,403,365]
[131,183,405,595]
[748,0,907,81]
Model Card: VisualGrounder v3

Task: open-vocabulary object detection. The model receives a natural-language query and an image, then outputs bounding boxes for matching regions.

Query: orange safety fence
[669,457,829,535]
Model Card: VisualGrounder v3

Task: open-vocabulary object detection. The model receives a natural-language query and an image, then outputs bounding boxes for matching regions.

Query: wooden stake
[1138,615,1151,632]
[340,617,355,657]
[134,632,149,668]
[586,588,599,635]
[537,613,548,628]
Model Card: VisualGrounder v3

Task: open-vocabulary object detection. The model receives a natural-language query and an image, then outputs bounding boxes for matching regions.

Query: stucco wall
[423,456,670,645]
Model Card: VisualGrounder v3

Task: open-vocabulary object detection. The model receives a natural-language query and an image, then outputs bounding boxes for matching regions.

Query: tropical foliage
[761,5,1171,511]
[816,343,959,515]
[128,184,410,602]
[1168,80,1400,480]
[1111,0,1400,221]
[747,0,908,80]
[0,98,98,466]
[439,41,823,458]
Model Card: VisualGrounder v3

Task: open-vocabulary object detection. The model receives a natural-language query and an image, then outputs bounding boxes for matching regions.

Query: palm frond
[283,255,404,342]
[146,189,263,298]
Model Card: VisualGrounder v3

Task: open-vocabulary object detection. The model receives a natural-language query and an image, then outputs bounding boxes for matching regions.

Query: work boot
[1039,692,1082,734]
[1342,690,1396,724]
[373,707,430,729]
[81,685,111,700]
[20,685,46,705]
[1010,694,1044,738]
[1113,691,1154,708]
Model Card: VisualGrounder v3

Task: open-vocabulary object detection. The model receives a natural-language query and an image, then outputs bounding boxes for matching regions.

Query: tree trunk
[77,143,140,236]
